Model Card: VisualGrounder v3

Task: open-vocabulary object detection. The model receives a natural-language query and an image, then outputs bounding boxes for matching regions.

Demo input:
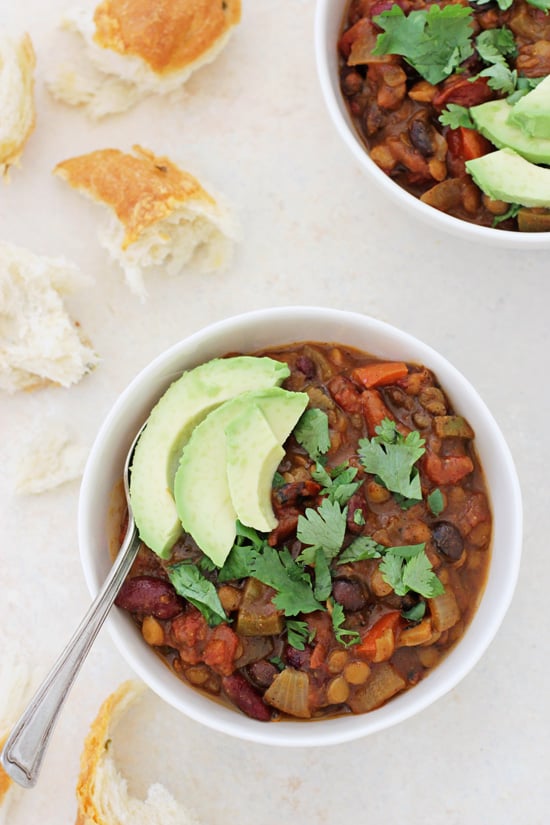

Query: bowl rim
[313,0,550,248]
[78,306,523,747]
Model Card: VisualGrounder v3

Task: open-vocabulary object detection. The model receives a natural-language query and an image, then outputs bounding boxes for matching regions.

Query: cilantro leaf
[286,619,315,650]
[379,543,444,599]
[312,461,362,506]
[525,0,550,10]
[492,203,521,226]
[401,601,426,622]
[428,488,445,516]
[217,543,255,582]
[294,408,330,460]
[313,547,333,602]
[507,76,545,105]
[250,546,323,617]
[439,104,475,130]
[372,4,475,85]
[297,498,348,562]
[272,471,286,489]
[168,563,228,626]
[473,28,517,94]
[338,535,385,564]
[358,419,425,501]
[470,0,513,10]
[330,600,361,647]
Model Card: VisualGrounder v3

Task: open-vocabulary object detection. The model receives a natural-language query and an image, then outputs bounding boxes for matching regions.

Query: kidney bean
[432,521,464,560]
[115,576,182,619]
[285,645,311,670]
[221,673,272,722]
[296,355,316,377]
[332,579,367,612]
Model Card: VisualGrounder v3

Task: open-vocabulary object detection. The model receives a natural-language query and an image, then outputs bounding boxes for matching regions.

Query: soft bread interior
[76,681,201,825]
[0,241,98,393]
[54,147,239,300]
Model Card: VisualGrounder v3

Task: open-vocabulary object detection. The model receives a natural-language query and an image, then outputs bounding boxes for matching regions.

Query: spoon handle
[0,529,141,789]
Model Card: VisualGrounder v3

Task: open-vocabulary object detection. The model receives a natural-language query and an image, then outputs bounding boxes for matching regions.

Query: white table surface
[1,1,549,823]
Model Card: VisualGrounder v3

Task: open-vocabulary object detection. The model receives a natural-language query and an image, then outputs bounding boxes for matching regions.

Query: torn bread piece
[0,32,36,177]
[0,647,39,824]
[76,681,201,825]
[15,422,88,494]
[0,241,98,393]
[48,0,241,119]
[54,145,238,300]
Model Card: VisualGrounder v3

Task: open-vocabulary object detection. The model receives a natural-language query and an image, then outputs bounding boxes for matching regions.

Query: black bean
[296,355,316,378]
[247,659,279,689]
[285,645,311,670]
[432,521,464,560]
[409,119,435,157]
[115,576,182,619]
[332,579,367,612]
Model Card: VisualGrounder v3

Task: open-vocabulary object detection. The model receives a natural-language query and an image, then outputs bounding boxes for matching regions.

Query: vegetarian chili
[339,0,550,231]
[115,342,492,722]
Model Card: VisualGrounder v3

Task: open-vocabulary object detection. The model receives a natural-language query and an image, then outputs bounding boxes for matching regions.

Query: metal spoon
[0,426,145,789]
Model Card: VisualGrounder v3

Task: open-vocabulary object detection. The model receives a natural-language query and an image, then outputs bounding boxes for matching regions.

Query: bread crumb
[54,146,239,300]
[47,0,241,119]
[0,240,98,393]
[76,681,202,825]
[15,424,88,494]
[0,32,36,177]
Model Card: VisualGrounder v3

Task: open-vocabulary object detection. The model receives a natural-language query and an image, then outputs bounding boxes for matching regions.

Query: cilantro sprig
[294,408,330,460]
[168,563,228,626]
[358,419,425,503]
[311,461,362,506]
[379,544,444,599]
[372,4,474,85]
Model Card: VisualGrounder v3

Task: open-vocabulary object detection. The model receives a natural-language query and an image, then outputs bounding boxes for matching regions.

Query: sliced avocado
[174,387,308,567]
[509,75,550,139]
[470,99,550,164]
[465,148,550,207]
[129,356,290,558]
[225,404,286,533]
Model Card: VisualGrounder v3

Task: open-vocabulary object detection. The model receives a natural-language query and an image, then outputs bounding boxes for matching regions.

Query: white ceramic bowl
[78,307,522,746]
[314,0,550,248]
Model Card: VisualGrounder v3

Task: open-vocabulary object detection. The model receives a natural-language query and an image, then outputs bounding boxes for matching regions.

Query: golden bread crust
[92,0,241,74]
[0,734,12,805]
[54,145,214,248]
[75,680,144,825]
[0,33,36,173]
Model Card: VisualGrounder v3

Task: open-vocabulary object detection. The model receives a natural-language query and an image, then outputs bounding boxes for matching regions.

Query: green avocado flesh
[509,75,550,139]
[129,356,290,558]
[470,99,550,165]
[465,148,550,207]
[174,387,309,568]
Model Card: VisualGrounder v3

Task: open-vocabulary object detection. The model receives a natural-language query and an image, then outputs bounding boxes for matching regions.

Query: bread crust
[93,0,241,74]
[54,145,215,248]
[75,681,145,825]
[0,33,36,175]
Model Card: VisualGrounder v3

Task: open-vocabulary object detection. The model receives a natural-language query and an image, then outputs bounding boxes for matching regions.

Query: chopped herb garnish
[313,547,333,601]
[272,471,286,489]
[401,601,427,622]
[330,600,361,647]
[439,104,475,130]
[358,418,425,501]
[372,4,474,85]
[312,461,362,505]
[473,28,517,94]
[297,498,348,563]
[293,408,331,460]
[492,203,521,226]
[250,545,324,616]
[353,508,366,526]
[338,535,385,564]
[379,543,444,599]
[168,563,228,626]
[286,619,315,650]
[428,488,445,516]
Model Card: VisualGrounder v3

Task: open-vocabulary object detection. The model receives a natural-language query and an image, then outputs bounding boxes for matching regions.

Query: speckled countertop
[1,1,549,823]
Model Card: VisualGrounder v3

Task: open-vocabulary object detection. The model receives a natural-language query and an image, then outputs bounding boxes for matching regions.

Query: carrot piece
[423,452,474,485]
[361,389,394,436]
[356,611,401,661]
[352,361,408,388]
